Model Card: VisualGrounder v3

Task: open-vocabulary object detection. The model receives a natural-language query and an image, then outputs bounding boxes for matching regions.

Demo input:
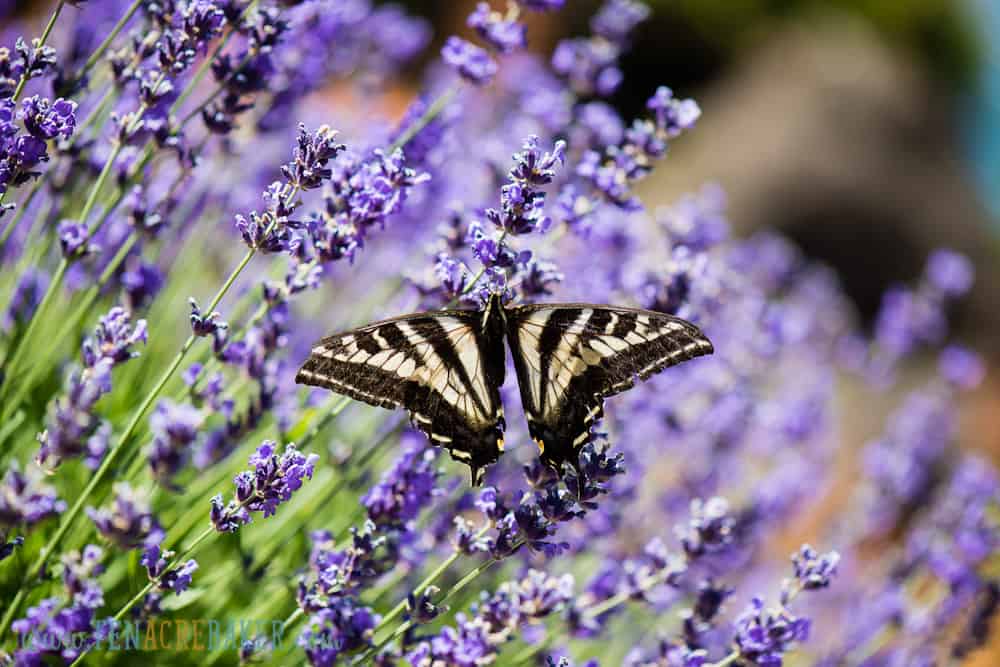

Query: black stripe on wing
[296,309,507,484]
[505,303,713,472]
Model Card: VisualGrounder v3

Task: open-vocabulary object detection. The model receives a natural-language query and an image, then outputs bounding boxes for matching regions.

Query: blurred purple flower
[0,462,67,527]
[442,37,498,86]
[469,3,527,54]
[86,483,164,550]
[925,248,974,296]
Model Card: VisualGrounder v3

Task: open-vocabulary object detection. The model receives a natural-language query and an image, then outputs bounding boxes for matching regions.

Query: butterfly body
[296,294,712,484]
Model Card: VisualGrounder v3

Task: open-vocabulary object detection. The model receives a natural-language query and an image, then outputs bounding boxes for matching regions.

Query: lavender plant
[0,0,997,666]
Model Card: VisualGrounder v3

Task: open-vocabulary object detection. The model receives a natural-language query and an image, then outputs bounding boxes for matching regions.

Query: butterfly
[296,293,713,485]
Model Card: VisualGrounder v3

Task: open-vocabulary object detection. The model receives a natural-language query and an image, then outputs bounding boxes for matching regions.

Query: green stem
[0,203,287,640]
[0,143,118,391]
[78,0,143,80]
[0,177,42,252]
[68,524,218,666]
[356,529,500,663]
[387,85,458,154]
[707,652,740,667]
[9,1,65,102]
[171,21,242,116]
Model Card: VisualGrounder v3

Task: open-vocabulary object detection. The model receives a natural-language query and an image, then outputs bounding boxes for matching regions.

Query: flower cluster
[443,0,564,86]
[552,0,649,96]
[210,441,318,532]
[235,124,344,255]
[407,569,575,664]
[0,94,77,211]
[0,461,67,528]
[86,483,164,550]
[11,545,113,664]
[37,306,147,467]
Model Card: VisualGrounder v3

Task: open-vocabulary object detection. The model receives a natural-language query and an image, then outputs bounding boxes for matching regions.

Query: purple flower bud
[590,0,650,44]
[938,345,985,390]
[925,249,974,296]
[57,219,92,258]
[0,462,67,527]
[733,597,810,666]
[442,37,498,86]
[86,483,164,550]
[677,497,734,559]
[189,297,228,337]
[468,3,527,54]
[788,545,840,594]
[19,95,77,140]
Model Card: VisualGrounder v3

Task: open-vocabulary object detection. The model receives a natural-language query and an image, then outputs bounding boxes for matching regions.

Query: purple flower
[591,0,651,44]
[211,441,318,532]
[19,96,77,140]
[83,307,148,366]
[57,219,93,258]
[141,543,199,594]
[0,463,67,527]
[787,545,840,595]
[38,307,146,467]
[924,248,974,296]
[281,124,345,191]
[938,345,985,390]
[676,497,734,558]
[519,0,565,10]
[733,597,810,667]
[188,297,228,337]
[468,3,527,54]
[362,435,440,527]
[647,86,702,138]
[299,600,379,664]
[484,135,565,236]
[86,483,164,550]
[442,37,498,86]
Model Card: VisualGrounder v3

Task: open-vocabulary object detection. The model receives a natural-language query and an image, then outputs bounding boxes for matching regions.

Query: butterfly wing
[296,309,507,484]
[505,304,713,471]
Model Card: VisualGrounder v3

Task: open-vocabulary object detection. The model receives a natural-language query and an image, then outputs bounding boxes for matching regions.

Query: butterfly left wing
[296,309,507,484]
[505,304,713,472]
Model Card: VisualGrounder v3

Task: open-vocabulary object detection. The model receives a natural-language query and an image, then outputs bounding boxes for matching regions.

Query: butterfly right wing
[296,310,506,484]
[505,304,713,472]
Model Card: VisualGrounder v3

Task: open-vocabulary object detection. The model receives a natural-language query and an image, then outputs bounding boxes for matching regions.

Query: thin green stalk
[0,199,290,640]
[9,1,65,103]
[0,147,117,393]
[78,0,143,80]
[68,524,217,666]
[707,653,740,667]
[0,61,163,392]
[357,542,505,663]
[387,85,458,154]
[0,178,42,251]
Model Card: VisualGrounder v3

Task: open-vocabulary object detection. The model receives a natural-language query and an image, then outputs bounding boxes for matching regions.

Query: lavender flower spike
[442,37,498,85]
[211,441,319,532]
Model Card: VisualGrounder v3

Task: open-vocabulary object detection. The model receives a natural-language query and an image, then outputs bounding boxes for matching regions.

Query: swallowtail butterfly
[296,294,713,485]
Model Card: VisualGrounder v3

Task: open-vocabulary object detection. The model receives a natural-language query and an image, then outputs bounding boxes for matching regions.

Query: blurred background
[2,0,998,661]
[382,0,1000,472]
